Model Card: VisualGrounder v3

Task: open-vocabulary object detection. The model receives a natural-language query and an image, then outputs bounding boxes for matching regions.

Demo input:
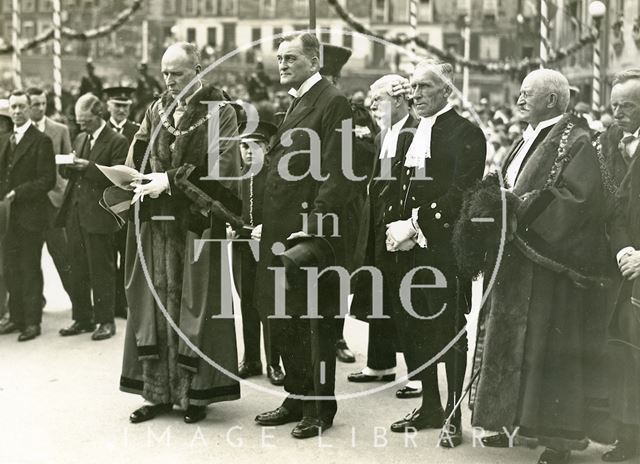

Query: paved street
[0,250,610,464]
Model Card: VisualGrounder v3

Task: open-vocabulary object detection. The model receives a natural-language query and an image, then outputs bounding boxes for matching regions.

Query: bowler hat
[278,236,336,290]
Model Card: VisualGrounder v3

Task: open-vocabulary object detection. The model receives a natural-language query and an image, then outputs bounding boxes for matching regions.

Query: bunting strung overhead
[0,0,143,55]
[325,0,599,75]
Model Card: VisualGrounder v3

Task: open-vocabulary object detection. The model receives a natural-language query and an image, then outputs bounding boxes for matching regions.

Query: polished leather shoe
[184,405,207,424]
[602,440,639,462]
[18,325,41,342]
[390,408,445,433]
[291,417,332,439]
[336,338,356,363]
[0,321,19,335]
[267,365,285,386]
[439,423,463,448]
[396,385,422,398]
[129,404,172,424]
[92,322,116,341]
[238,360,263,379]
[538,448,570,464]
[481,432,513,448]
[347,371,395,383]
[255,406,302,426]
[59,321,95,336]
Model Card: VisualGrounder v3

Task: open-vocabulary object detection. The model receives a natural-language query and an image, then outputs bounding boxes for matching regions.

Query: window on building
[184,0,197,15]
[164,0,176,13]
[479,35,500,60]
[293,0,306,16]
[294,24,306,31]
[23,0,36,12]
[202,0,216,14]
[1,1,11,14]
[343,28,353,48]
[40,0,53,12]
[187,27,196,44]
[23,20,35,38]
[373,0,387,22]
[260,0,276,18]
[220,0,236,16]
[320,28,330,45]
[207,27,217,47]
[252,27,261,49]
[273,27,282,50]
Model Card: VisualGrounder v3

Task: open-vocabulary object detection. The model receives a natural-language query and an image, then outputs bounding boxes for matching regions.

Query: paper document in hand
[96,164,140,190]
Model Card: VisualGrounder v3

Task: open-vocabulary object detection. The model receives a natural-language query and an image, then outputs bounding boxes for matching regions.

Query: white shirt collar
[14,120,31,135]
[110,117,125,129]
[32,117,46,132]
[622,127,640,139]
[422,103,453,124]
[91,119,106,141]
[523,114,563,141]
[288,72,322,99]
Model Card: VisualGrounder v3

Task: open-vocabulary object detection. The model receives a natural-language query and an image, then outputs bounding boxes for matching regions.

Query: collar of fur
[513,113,589,195]
[159,83,227,131]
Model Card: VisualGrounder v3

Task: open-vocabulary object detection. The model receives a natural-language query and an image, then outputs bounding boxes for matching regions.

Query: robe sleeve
[518,137,602,248]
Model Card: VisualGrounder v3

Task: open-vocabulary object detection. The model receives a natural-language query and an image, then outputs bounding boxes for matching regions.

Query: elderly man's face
[107,101,130,124]
[276,37,317,88]
[369,88,398,130]
[9,94,30,127]
[610,79,640,134]
[410,67,450,118]
[161,48,199,98]
[516,75,552,124]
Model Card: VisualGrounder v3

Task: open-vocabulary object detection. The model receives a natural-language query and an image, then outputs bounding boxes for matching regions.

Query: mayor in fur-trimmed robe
[457,111,611,454]
[119,44,242,414]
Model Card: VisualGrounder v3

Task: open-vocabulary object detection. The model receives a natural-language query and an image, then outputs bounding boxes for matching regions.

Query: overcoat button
[435,212,441,219]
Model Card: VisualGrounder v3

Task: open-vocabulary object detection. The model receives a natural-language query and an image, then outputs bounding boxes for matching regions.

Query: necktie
[7,132,17,167]
[284,97,301,122]
[619,134,637,158]
[83,134,93,157]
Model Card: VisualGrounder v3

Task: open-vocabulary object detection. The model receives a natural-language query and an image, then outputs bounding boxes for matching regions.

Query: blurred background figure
[79,59,103,99]
[134,62,162,122]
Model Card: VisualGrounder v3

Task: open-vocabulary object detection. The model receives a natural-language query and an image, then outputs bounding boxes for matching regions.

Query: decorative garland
[544,121,575,188]
[0,0,143,55]
[326,0,599,75]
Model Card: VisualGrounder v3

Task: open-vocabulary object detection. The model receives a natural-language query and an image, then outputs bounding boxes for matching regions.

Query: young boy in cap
[234,119,285,385]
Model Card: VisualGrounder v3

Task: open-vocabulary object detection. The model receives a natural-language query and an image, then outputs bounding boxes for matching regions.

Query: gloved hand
[131,172,170,202]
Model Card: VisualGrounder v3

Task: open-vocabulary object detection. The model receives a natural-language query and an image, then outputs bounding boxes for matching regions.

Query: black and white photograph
[0,0,639,463]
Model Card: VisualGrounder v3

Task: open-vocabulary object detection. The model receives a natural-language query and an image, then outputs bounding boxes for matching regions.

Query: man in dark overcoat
[252,32,353,439]
[0,90,55,342]
[602,68,640,462]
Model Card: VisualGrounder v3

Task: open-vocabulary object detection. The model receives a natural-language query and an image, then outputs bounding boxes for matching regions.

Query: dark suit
[385,108,485,422]
[108,118,139,318]
[605,131,640,441]
[351,115,418,371]
[255,76,353,422]
[0,124,56,329]
[58,124,128,324]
